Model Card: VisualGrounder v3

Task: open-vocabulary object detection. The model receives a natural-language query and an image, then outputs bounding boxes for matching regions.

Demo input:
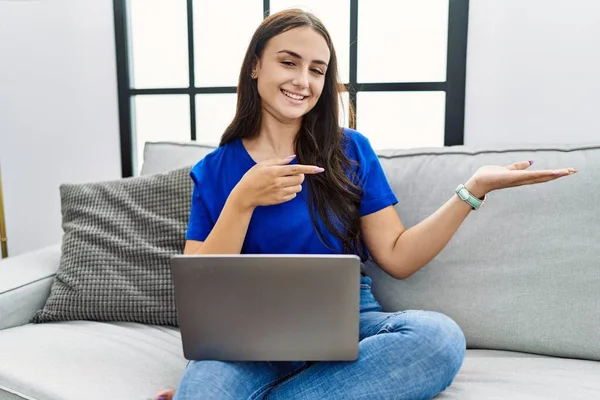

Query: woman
[156,9,576,400]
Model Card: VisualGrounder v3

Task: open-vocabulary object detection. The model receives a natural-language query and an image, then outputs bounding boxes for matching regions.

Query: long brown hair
[220,9,366,259]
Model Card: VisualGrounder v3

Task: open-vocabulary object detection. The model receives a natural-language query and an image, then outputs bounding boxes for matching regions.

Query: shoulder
[342,127,370,143]
[342,127,370,147]
[341,127,376,160]
[189,140,239,183]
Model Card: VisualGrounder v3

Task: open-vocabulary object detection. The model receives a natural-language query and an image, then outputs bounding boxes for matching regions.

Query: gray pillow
[31,166,193,326]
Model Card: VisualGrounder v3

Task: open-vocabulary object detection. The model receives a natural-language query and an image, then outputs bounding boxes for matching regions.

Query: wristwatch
[455,184,486,210]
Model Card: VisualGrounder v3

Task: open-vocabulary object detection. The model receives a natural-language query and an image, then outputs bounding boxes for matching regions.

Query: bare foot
[154,388,175,400]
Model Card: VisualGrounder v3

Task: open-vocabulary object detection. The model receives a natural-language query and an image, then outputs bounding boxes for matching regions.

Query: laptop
[170,254,361,361]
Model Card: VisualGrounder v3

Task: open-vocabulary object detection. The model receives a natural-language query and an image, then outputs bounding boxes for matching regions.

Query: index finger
[520,168,576,179]
[277,164,325,176]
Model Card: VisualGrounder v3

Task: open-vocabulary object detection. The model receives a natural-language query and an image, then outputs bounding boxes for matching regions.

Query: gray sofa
[1,140,599,399]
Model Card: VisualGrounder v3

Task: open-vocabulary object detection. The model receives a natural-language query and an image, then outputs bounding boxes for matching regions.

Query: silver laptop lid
[170,254,361,361]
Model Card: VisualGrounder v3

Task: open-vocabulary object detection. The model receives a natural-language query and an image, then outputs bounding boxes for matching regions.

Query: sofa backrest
[142,140,600,362]
[370,143,600,362]
[141,141,216,176]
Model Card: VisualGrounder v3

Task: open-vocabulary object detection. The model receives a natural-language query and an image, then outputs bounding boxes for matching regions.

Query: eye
[281,61,296,67]
[311,68,325,75]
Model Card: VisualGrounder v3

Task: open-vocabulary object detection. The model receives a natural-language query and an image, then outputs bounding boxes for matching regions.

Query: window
[114,0,470,176]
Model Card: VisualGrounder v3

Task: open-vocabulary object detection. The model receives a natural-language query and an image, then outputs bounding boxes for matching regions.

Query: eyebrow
[277,50,328,67]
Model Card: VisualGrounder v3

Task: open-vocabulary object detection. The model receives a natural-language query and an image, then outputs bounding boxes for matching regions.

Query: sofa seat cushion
[0,322,186,400]
[439,350,600,399]
[1,324,599,400]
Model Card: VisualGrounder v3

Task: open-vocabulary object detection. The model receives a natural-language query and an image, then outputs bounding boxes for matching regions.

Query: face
[253,27,331,123]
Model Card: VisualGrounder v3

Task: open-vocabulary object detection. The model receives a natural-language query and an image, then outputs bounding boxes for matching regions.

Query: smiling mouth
[281,89,307,101]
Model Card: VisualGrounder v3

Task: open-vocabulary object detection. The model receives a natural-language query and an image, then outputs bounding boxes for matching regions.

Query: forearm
[193,192,254,255]
[390,182,485,278]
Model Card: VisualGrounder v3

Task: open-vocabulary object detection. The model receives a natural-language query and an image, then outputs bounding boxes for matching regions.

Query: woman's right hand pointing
[231,155,325,210]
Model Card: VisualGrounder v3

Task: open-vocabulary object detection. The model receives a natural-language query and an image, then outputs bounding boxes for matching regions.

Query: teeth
[282,90,305,100]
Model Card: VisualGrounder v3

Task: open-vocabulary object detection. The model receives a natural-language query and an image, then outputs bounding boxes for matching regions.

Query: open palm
[467,161,577,197]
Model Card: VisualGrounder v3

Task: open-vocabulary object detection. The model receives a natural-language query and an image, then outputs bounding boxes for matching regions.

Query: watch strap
[455,184,485,210]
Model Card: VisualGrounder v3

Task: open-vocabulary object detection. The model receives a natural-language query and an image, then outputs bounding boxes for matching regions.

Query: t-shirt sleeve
[352,132,398,217]
[185,159,215,241]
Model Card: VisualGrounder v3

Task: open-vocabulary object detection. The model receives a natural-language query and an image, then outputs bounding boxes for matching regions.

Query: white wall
[0,0,121,257]
[465,0,600,145]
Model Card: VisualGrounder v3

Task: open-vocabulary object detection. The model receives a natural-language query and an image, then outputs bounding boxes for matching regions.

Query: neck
[254,110,301,157]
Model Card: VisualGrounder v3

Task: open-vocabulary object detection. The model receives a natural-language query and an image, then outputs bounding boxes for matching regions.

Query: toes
[154,388,175,400]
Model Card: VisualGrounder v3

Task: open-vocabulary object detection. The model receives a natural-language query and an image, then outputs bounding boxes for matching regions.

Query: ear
[251,55,261,79]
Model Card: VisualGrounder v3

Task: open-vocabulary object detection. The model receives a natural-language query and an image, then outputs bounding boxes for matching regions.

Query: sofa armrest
[0,244,61,330]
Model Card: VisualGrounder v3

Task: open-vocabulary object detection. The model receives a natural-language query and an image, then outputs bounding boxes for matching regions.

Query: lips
[281,89,307,101]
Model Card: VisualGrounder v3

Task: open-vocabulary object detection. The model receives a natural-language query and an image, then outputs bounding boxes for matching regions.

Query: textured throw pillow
[31,166,193,326]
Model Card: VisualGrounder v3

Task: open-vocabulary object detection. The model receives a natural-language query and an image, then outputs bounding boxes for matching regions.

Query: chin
[275,107,310,121]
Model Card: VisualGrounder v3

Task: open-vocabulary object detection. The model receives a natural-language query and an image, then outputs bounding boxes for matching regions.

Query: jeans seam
[264,362,319,399]
[249,363,309,400]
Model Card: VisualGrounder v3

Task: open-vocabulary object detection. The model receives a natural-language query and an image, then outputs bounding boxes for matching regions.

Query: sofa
[1,139,599,400]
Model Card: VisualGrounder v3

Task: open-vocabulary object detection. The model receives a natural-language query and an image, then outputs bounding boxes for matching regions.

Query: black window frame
[113,0,470,177]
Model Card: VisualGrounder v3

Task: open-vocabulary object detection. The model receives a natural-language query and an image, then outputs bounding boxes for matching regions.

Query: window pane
[133,95,191,174]
[270,0,350,83]
[195,94,237,145]
[356,92,446,149]
[194,0,263,87]
[358,0,449,83]
[129,0,189,89]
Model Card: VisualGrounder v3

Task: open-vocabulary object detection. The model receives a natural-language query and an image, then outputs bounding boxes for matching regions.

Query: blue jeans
[174,275,465,400]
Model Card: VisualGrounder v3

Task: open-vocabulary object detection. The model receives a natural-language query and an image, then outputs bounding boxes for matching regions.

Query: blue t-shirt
[185,128,398,257]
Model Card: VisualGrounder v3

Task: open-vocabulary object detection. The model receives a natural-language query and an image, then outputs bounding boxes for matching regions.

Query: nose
[291,68,309,89]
